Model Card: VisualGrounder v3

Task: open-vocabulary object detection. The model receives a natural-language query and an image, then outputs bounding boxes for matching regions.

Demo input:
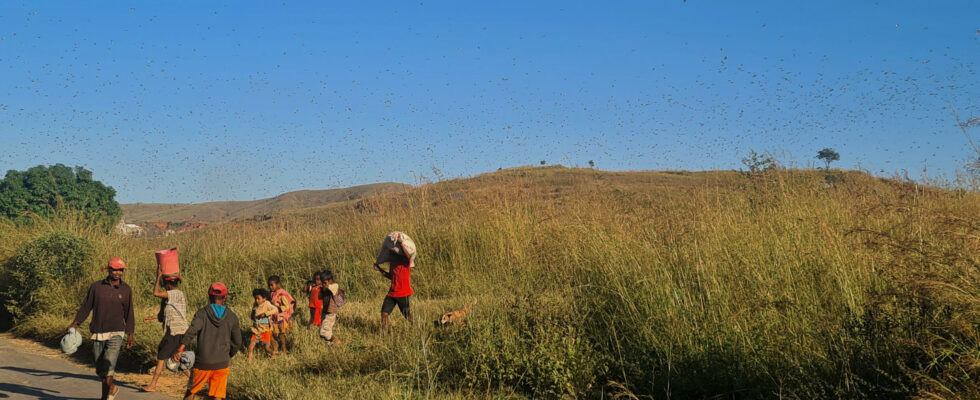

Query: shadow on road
[1,365,100,382]
[0,366,143,399]
[0,381,90,400]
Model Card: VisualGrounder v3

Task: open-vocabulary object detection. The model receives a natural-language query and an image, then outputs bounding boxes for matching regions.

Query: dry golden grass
[3,166,979,399]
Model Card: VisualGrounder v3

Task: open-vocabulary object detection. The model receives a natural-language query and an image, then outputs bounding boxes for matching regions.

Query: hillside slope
[5,166,979,399]
[120,182,410,223]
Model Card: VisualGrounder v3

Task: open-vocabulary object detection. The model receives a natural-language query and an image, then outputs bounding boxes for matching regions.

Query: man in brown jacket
[67,257,136,400]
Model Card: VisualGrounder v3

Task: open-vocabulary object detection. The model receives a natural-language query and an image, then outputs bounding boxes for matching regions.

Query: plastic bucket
[155,248,180,277]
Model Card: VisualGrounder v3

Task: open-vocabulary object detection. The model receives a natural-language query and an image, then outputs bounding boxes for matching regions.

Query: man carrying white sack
[373,231,417,331]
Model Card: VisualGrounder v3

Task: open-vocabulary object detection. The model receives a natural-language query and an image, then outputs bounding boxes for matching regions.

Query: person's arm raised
[152,270,168,299]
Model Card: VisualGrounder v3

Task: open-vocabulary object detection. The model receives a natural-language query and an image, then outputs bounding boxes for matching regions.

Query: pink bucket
[155,248,180,277]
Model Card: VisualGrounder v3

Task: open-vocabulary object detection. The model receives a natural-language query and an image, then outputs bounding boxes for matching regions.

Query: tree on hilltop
[741,149,775,173]
[0,164,121,228]
[816,148,840,169]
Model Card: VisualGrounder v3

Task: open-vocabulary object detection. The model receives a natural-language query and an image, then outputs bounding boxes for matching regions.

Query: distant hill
[121,182,411,224]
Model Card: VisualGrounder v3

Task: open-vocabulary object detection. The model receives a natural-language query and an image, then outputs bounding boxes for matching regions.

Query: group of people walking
[66,231,417,400]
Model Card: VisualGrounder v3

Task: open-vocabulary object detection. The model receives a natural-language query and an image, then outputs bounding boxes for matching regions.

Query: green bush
[0,231,94,321]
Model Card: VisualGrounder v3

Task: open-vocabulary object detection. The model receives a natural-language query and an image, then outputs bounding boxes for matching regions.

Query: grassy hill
[120,182,411,224]
[2,166,979,399]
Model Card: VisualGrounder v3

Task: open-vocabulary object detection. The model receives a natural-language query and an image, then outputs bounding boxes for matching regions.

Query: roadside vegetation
[1,166,979,399]
[0,164,121,229]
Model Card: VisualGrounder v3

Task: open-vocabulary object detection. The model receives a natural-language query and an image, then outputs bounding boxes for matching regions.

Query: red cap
[107,257,126,270]
[208,282,228,296]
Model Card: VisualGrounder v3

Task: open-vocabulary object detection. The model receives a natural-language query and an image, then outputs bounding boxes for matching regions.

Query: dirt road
[0,334,177,400]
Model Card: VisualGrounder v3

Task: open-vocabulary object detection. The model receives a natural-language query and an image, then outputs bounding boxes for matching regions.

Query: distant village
[114,220,207,236]
[114,214,272,236]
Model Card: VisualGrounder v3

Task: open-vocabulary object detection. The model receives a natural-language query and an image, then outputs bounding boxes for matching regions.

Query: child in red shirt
[306,272,323,326]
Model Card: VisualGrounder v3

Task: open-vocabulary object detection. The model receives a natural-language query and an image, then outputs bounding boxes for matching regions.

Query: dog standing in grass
[437,300,477,327]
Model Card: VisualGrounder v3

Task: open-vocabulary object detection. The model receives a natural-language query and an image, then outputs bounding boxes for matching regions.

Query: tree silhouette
[816,148,840,169]
[540,160,546,166]
[588,160,595,168]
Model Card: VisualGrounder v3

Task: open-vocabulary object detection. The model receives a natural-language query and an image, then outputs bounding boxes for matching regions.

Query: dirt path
[0,334,181,400]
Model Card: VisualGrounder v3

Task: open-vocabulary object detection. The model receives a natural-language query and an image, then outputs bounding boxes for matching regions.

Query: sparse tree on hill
[588,160,595,168]
[540,160,546,166]
[741,149,775,173]
[816,148,840,169]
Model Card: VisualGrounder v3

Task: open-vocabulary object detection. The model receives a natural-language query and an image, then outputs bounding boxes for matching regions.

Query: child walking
[247,289,277,361]
[140,270,188,392]
[306,272,323,327]
[174,282,242,400]
[317,270,342,345]
[267,275,295,354]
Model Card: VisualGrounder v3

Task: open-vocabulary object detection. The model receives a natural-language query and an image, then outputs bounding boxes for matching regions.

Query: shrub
[0,231,94,321]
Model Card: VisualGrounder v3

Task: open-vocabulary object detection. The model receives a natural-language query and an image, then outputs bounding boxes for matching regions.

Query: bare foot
[140,385,157,392]
[106,385,119,400]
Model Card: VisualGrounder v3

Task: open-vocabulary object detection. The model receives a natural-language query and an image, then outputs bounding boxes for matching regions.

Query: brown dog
[437,299,477,327]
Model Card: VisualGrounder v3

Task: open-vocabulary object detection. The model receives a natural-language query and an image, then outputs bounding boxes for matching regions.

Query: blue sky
[1,1,978,203]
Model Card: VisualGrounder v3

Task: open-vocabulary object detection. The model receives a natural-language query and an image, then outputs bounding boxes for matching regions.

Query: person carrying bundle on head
[373,231,417,331]
[140,268,188,392]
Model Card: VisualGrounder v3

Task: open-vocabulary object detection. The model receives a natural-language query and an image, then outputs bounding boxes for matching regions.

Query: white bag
[61,328,82,355]
[375,231,417,265]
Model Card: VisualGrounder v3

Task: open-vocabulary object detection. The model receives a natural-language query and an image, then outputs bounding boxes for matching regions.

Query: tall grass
[2,166,979,399]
